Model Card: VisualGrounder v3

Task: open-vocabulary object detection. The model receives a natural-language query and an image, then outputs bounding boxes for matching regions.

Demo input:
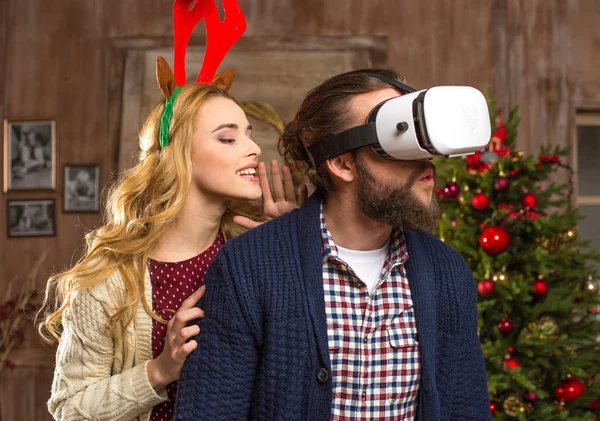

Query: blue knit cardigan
[174,195,491,420]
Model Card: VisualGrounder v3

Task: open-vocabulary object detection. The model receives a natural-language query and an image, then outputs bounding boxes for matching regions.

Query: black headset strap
[307,123,378,167]
[305,73,417,167]
[366,73,417,94]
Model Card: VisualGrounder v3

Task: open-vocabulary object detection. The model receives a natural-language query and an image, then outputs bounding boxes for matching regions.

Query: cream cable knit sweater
[48,268,168,421]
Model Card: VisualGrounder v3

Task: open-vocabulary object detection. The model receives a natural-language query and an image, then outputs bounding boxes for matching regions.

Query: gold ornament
[528,316,559,336]
[537,229,577,253]
[492,272,509,283]
[553,401,566,413]
[586,277,599,293]
[503,394,524,417]
[561,229,577,243]
[536,235,561,252]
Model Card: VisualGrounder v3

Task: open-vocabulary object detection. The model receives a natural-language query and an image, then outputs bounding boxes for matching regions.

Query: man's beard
[356,157,441,232]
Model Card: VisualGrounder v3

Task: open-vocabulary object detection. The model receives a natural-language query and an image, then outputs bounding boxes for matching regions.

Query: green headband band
[159,86,184,149]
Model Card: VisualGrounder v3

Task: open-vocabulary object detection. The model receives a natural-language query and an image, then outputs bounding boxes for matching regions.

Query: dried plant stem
[0,253,45,373]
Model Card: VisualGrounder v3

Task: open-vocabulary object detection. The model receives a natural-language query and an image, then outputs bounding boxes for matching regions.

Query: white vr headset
[307,74,491,166]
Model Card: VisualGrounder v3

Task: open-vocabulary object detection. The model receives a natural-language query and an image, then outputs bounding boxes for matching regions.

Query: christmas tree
[435,95,600,420]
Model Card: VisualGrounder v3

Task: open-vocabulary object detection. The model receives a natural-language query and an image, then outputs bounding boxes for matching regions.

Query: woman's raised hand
[233,160,307,229]
[146,286,206,390]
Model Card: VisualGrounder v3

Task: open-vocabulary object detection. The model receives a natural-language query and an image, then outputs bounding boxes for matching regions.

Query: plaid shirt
[320,205,421,420]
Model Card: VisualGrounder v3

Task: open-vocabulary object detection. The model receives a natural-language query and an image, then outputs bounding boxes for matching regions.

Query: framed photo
[3,119,56,192]
[63,164,100,213]
[7,199,56,237]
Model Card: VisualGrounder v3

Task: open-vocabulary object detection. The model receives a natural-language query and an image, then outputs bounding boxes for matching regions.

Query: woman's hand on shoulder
[233,160,307,230]
[146,285,206,390]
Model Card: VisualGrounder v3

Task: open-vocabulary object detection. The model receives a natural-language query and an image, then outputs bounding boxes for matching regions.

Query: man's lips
[419,169,434,180]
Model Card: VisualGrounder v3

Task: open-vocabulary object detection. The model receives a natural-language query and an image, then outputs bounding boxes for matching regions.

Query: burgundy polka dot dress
[148,233,223,421]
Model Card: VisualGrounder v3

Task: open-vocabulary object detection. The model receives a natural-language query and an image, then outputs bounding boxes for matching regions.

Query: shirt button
[317,368,329,384]
[362,391,367,399]
[363,336,368,344]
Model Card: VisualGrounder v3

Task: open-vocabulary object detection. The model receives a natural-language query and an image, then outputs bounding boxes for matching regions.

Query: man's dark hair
[278,68,406,201]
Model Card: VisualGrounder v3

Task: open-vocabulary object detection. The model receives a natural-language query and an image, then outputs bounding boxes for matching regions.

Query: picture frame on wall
[7,199,56,237]
[3,119,57,192]
[63,164,101,213]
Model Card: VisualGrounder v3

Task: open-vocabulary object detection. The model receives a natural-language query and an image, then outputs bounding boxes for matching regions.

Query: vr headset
[306,74,491,167]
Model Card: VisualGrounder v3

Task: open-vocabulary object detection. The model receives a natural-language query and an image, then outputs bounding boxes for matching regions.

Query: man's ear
[326,152,357,184]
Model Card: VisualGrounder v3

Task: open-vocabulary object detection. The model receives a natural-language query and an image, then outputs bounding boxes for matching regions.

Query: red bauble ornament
[489,401,498,415]
[443,182,460,199]
[493,176,510,192]
[525,392,538,402]
[435,188,446,199]
[532,279,549,296]
[477,279,495,296]
[521,192,538,209]
[479,226,510,255]
[504,356,520,369]
[555,377,585,403]
[472,193,490,210]
[498,317,515,335]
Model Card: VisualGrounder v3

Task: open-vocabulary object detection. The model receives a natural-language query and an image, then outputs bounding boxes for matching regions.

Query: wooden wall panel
[239,0,296,35]
[290,0,389,36]
[107,1,173,38]
[0,367,55,420]
[496,0,574,156]
[569,0,600,107]
[384,0,494,90]
[1,0,109,294]
[0,1,109,417]
[492,0,600,158]
[0,0,8,241]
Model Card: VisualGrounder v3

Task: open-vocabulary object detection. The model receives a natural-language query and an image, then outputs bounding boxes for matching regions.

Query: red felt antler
[173,0,215,86]
[172,0,246,87]
[197,0,246,84]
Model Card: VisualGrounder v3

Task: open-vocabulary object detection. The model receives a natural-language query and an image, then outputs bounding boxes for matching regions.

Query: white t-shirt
[336,240,389,293]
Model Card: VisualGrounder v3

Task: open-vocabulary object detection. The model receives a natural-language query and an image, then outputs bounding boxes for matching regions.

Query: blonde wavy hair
[38,83,261,349]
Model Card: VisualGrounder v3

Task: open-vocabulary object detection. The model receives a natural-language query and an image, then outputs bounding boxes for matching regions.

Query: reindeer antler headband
[157,0,247,149]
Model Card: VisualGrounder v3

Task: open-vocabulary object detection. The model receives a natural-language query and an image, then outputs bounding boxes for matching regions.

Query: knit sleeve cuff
[130,361,168,406]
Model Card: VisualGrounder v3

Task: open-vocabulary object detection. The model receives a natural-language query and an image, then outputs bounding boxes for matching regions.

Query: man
[174,69,491,420]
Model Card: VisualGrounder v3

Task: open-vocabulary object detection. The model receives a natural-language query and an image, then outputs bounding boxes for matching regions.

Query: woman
[38,82,302,421]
